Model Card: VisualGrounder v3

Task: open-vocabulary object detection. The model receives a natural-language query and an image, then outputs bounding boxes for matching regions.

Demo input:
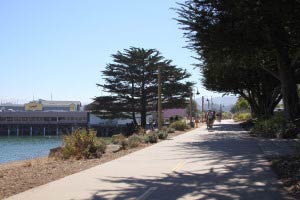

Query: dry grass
[0,128,194,199]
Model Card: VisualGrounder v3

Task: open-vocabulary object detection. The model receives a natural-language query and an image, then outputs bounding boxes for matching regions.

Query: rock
[48,147,62,158]
[106,144,122,153]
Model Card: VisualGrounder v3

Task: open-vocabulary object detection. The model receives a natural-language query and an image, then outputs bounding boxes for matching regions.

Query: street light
[189,86,200,127]
[206,98,210,110]
[157,65,162,130]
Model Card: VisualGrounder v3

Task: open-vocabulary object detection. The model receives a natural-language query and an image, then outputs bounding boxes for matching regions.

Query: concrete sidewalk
[6,120,292,200]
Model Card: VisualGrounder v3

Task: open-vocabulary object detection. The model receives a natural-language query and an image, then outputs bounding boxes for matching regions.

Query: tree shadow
[85,122,292,200]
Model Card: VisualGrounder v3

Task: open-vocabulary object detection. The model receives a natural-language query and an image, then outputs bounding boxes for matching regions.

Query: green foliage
[61,129,106,159]
[231,97,250,113]
[170,121,188,131]
[157,131,168,140]
[222,112,232,119]
[169,115,183,123]
[89,47,193,128]
[233,113,251,122]
[128,134,143,148]
[176,0,291,119]
[166,128,175,133]
[250,114,285,138]
[146,132,158,143]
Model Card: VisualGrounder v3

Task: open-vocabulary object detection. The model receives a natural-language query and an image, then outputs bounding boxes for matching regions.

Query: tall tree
[89,47,193,128]
[176,0,300,121]
[201,53,282,118]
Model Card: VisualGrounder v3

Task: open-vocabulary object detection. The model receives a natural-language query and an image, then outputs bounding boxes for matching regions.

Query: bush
[167,128,175,133]
[233,112,251,122]
[61,129,107,159]
[135,126,145,135]
[128,134,143,148]
[222,112,232,120]
[157,131,168,140]
[146,132,158,143]
[162,127,168,132]
[111,134,126,145]
[250,113,285,138]
[138,134,151,143]
[120,139,129,150]
[283,123,299,139]
[170,121,188,131]
[170,115,183,123]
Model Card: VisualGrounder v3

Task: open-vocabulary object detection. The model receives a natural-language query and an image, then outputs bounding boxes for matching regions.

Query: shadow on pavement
[87,122,291,200]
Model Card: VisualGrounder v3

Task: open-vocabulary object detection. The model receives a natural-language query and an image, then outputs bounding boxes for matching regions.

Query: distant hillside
[195,96,237,112]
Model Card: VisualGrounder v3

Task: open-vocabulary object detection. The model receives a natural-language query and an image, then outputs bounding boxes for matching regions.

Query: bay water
[0,136,62,164]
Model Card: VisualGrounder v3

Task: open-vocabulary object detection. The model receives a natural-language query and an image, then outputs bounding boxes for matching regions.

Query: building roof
[0,103,24,107]
[40,100,81,106]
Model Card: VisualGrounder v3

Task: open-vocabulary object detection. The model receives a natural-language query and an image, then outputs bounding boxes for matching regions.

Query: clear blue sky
[0,0,222,105]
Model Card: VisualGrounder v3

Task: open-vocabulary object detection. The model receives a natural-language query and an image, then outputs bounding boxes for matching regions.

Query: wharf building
[0,100,88,136]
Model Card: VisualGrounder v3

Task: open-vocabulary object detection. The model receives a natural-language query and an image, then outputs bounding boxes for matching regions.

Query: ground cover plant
[61,129,106,159]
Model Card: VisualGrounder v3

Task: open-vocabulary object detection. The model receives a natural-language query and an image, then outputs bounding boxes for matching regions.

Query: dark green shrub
[147,132,158,143]
[112,134,126,144]
[61,129,106,159]
[170,121,188,131]
[167,128,175,133]
[250,113,285,138]
[170,115,183,123]
[128,134,143,148]
[282,122,299,139]
[157,131,168,140]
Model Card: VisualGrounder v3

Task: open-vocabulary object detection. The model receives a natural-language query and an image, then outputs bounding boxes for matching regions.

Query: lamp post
[157,64,162,130]
[201,96,205,123]
[206,98,210,110]
[190,86,200,127]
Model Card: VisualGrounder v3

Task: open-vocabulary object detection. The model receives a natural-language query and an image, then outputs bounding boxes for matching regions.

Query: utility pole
[157,64,162,130]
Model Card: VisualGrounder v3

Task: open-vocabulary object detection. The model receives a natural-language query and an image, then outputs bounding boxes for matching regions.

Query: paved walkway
[6,120,293,200]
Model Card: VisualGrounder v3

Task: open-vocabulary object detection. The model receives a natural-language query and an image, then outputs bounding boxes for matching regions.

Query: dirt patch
[271,156,300,199]
[0,129,193,199]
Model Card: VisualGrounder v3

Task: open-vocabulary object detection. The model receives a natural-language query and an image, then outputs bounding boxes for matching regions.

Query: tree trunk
[268,20,300,121]
[279,67,300,121]
[131,82,137,125]
[132,112,137,126]
[140,88,147,128]
[140,110,147,129]
[276,47,300,121]
[240,87,281,119]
